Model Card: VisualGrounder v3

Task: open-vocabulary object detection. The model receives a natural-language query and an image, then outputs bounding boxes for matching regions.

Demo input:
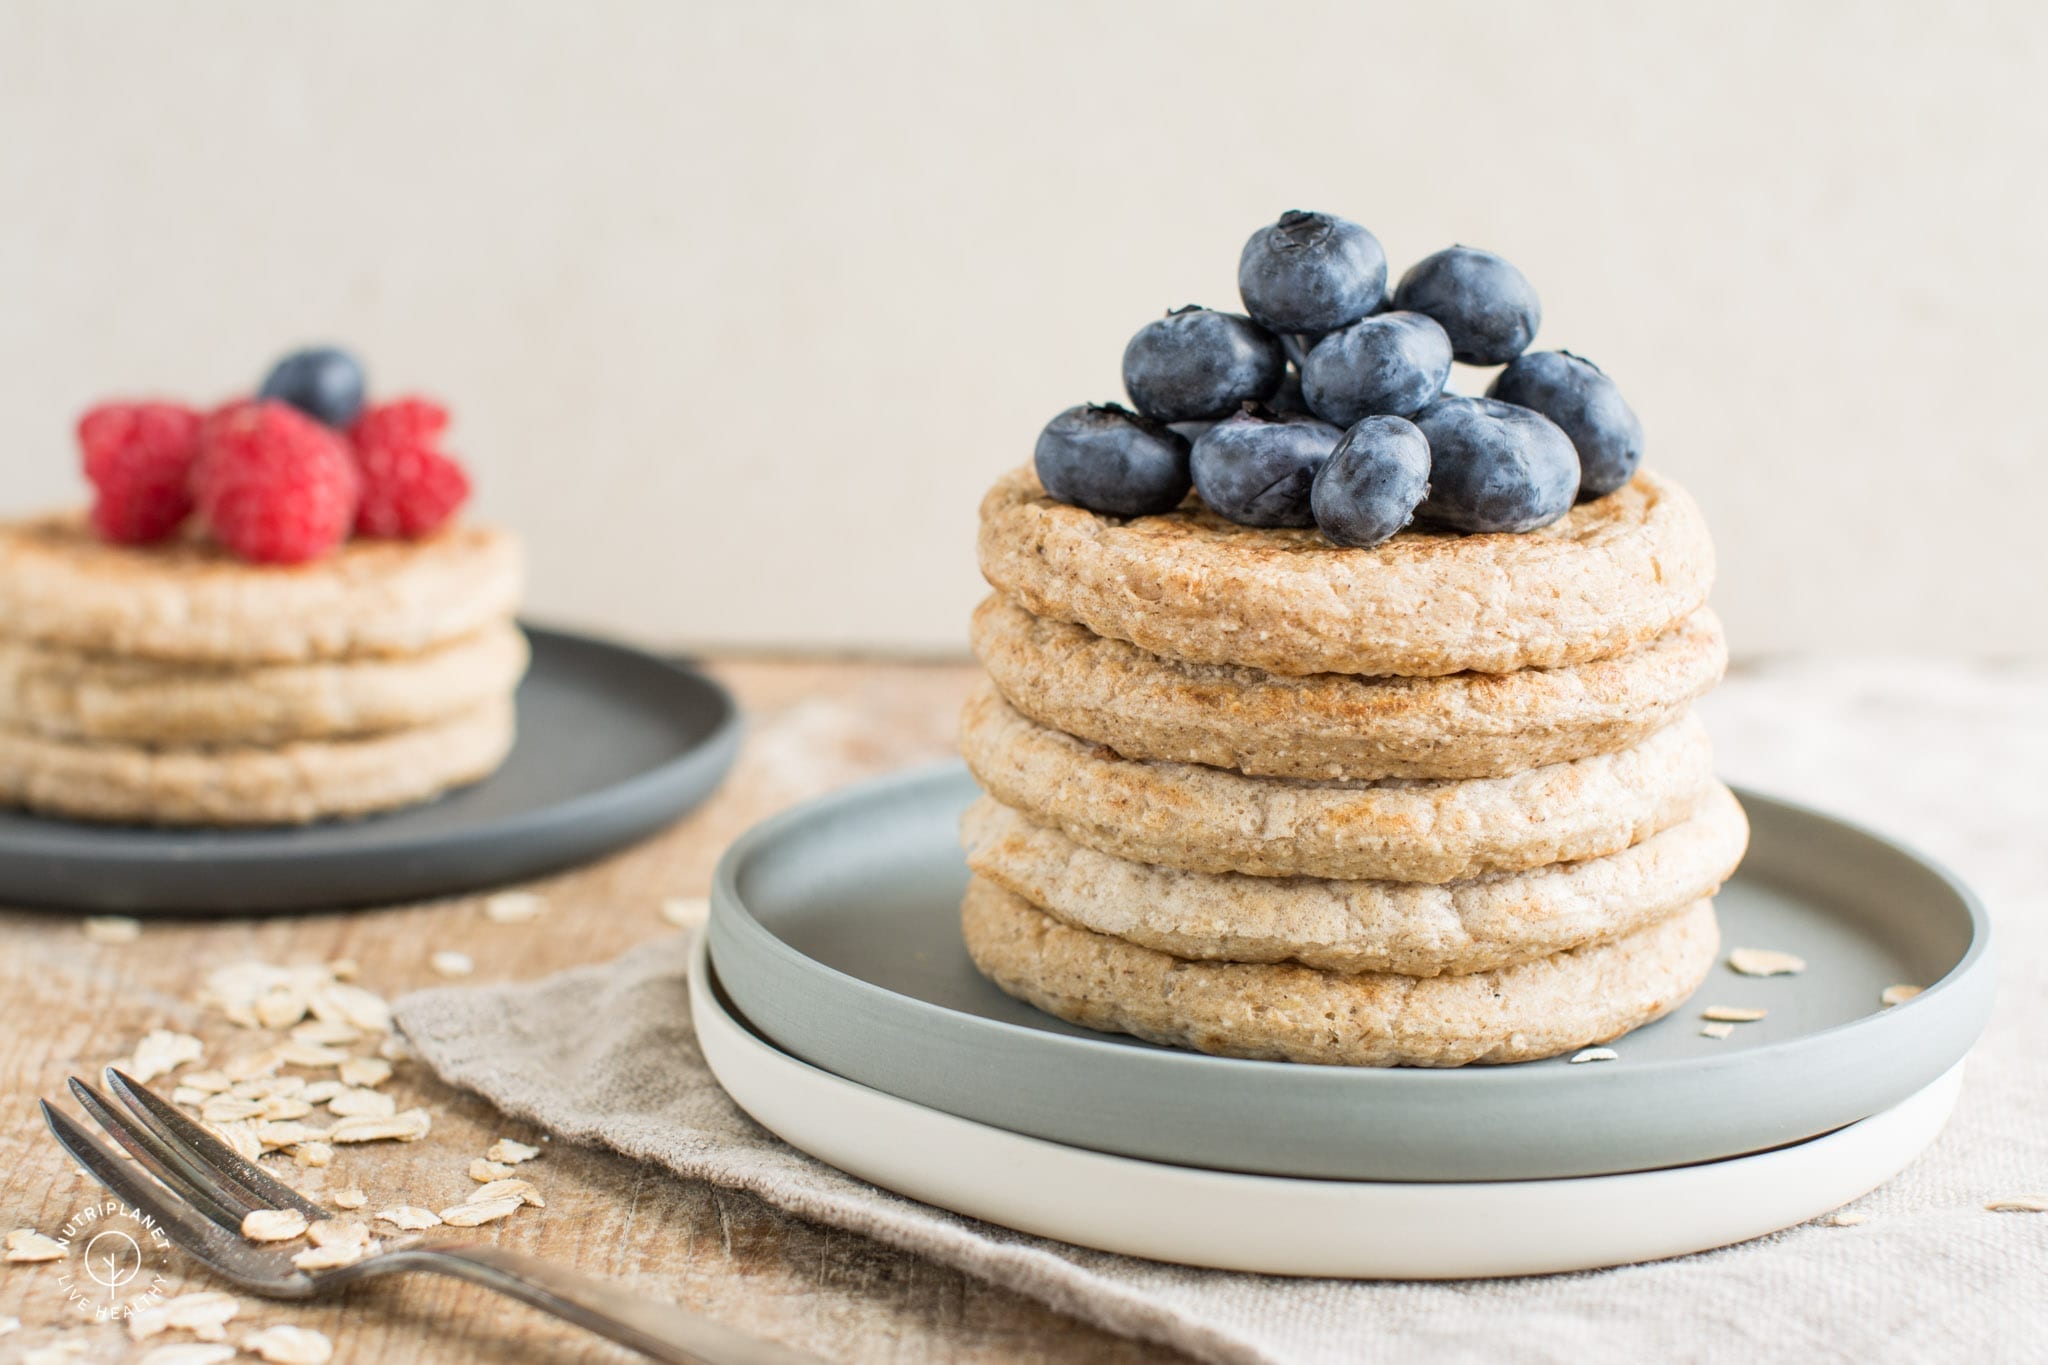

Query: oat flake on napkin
[395,662,2048,1365]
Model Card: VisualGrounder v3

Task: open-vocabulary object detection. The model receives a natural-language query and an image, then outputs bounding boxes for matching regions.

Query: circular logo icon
[82,1229,142,1291]
[55,1199,171,1323]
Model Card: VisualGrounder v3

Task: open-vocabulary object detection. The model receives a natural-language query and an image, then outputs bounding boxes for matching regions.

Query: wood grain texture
[0,660,1184,1363]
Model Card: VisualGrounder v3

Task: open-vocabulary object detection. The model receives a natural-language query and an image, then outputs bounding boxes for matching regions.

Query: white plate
[691,935,1961,1279]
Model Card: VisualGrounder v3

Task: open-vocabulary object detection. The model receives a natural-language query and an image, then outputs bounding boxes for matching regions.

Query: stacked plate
[704,763,1993,1278]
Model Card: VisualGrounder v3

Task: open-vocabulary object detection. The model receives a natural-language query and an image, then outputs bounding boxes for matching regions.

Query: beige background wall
[2,1,2042,659]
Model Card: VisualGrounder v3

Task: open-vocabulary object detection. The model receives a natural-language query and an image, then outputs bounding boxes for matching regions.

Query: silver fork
[43,1069,816,1364]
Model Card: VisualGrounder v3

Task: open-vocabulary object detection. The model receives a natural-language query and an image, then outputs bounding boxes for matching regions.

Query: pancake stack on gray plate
[958,463,1748,1066]
[0,515,528,826]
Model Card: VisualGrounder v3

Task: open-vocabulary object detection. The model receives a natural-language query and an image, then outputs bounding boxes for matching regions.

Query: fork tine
[100,1070,328,1220]
[69,1078,256,1230]
[40,1100,301,1290]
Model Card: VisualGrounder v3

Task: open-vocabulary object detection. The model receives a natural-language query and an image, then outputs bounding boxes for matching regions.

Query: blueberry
[1167,420,1216,445]
[257,346,367,427]
[1189,405,1344,528]
[1311,416,1431,548]
[1121,306,1284,423]
[1277,331,1324,370]
[1267,366,1309,415]
[1034,403,1192,517]
[1237,211,1388,334]
[1393,247,1541,365]
[1412,396,1579,533]
[1486,351,1644,498]
[1301,311,1454,426]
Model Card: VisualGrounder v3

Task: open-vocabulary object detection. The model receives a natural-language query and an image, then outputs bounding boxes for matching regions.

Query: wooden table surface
[0,659,1187,1364]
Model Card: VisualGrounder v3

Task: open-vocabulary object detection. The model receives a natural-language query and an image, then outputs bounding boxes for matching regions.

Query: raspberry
[347,397,471,538]
[191,400,361,564]
[77,401,205,543]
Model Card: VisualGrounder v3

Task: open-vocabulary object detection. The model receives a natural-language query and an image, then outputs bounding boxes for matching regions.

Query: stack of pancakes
[0,515,526,826]
[959,466,1747,1066]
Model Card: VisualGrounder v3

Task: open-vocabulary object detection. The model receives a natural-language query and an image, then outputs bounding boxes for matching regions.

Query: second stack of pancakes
[959,464,1747,1067]
[0,516,527,826]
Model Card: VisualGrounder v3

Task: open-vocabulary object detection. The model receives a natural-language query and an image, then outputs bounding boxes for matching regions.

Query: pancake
[961,878,1719,1067]
[0,514,523,664]
[977,464,1714,678]
[0,698,515,826]
[961,787,1747,976]
[960,683,1715,882]
[972,595,1726,781]
[0,621,528,745]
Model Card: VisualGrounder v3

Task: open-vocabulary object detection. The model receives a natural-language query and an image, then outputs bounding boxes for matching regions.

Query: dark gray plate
[0,626,741,915]
[709,763,1994,1183]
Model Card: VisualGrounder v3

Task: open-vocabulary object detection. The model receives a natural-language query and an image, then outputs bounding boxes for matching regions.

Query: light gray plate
[0,626,742,915]
[709,762,1993,1183]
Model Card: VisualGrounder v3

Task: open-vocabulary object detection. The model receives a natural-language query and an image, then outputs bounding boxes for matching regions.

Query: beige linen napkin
[393,938,2042,1365]
[393,663,2048,1364]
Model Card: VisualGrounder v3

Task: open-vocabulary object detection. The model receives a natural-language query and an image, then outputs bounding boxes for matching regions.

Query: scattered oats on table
[255,986,308,1031]
[326,1086,397,1119]
[1985,1195,2048,1213]
[295,1221,377,1269]
[487,1137,541,1164]
[276,1040,351,1068]
[470,1178,545,1208]
[314,981,394,1033]
[1700,1022,1736,1039]
[136,1343,238,1365]
[1881,984,1923,1007]
[1702,1005,1768,1022]
[293,1242,371,1270]
[207,1119,265,1162]
[222,1049,284,1082]
[201,1096,263,1123]
[255,1120,326,1152]
[440,1195,524,1227]
[24,1341,93,1365]
[82,914,142,943]
[484,890,548,923]
[240,1209,308,1242]
[430,949,475,977]
[338,1055,393,1089]
[291,1142,334,1168]
[242,1324,335,1365]
[331,1187,368,1210]
[470,1158,518,1182]
[304,1219,370,1249]
[376,1205,443,1231]
[4,1228,67,1261]
[289,1018,360,1047]
[1822,1211,1869,1227]
[128,1028,205,1083]
[128,1289,241,1341]
[328,1108,432,1144]
[1728,948,1806,977]
[1569,1048,1619,1064]
[661,896,709,928]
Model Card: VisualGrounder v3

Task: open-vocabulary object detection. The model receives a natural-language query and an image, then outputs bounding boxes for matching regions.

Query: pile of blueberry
[1033,211,1643,547]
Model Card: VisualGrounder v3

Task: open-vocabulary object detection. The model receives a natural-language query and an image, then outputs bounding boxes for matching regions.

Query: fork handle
[367,1243,817,1364]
